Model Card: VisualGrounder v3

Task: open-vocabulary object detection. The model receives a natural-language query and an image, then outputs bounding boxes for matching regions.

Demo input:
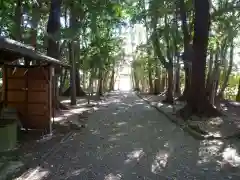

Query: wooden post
[49,65,54,135]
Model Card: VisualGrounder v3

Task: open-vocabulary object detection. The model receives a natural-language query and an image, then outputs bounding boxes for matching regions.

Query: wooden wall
[2,65,52,131]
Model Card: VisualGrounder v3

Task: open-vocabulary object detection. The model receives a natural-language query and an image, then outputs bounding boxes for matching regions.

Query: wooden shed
[0,37,67,133]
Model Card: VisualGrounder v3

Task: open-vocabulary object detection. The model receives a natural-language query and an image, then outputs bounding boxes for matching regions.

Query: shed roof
[0,37,69,67]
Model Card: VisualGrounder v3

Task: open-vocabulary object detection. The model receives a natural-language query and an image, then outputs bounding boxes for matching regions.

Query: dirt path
[15,92,240,180]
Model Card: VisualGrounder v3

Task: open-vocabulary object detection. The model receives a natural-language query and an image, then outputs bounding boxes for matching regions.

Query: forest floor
[9,91,240,179]
[138,93,240,140]
[0,95,103,180]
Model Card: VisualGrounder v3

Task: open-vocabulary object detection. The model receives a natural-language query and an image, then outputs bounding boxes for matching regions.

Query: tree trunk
[59,68,67,95]
[109,68,115,91]
[179,0,220,118]
[97,69,103,96]
[69,42,77,105]
[154,65,161,94]
[12,0,22,41]
[209,53,220,105]
[163,66,174,104]
[177,0,191,101]
[175,56,181,96]
[133,70,140,91]
[160,69,166,92]
[102,71,109,92]
[82,71,86,90]
[236,79,240,102]
[218,40,234,99]
[206,51,214,96]
[47,0,63,110]
[148,68,154,94]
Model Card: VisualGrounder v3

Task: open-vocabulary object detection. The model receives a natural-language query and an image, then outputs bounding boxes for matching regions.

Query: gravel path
[22,92,240,180]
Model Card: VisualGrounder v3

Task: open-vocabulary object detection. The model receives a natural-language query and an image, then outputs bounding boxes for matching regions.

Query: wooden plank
[7,91,26,102]
[7,89,46,92]
[27,104,48,116]
[28,67,49,80]
[28,91,48,103]
[7,68,26,78]
[7,79,25,89]
[49,66,53,133]
[28,80,48,91]
[7,101,45,104]
[7,103,26,115]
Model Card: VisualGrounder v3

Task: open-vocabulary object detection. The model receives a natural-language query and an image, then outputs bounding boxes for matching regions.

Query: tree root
[176,94,187,101]
[162,97,174,105]
[177,102,222,120]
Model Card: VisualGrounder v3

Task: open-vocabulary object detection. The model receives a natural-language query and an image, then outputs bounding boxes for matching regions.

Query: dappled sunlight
[208,117,224,126]
[36,133,54,143]
[136,124,144,128]
[135,102,144,105]
[14,166,49,180]
[51,106,97,123]
[115,132,128,137]
[70,107,89,114]
[151,150,169,174]
[90,129,101,135]
[108,136,120,142]
[116,122,127,126]
[124,148,145,164]
[221,147,240,168]
[66,168,86,178]
[197,140,224,165]
[104,173,122,180]
[108,132,128,142]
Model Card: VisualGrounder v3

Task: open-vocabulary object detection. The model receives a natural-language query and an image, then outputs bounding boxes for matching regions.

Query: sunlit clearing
[124,148,144,164]
[222,147,240,167]
[14,166,49,180]
[197,140,223,165]
[115,68,131,91]
[151,150,169,174]
[104,173,122,180]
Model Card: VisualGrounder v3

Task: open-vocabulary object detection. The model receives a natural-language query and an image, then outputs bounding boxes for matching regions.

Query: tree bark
[59,68,67,95]
[236,79,240,102]
[148,68,154,94]
[175,56,181,96]
[179,0,220,118]
[163,66,174,104]
[69,42,77,105]
[109,68,115,91]
[133,70,140,91]
[160,69,166,92]
[177,0,191,101]
[206,51,214,95]
[97,69,103,96]
[209,53,220,105]
[13,0,22,41]
[154,65,161,94]
[47,0,63,110]
[218,40,234,99]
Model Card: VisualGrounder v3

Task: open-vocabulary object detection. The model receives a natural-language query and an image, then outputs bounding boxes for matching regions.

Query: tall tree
[180,0,220,117]
[46,0,62,109]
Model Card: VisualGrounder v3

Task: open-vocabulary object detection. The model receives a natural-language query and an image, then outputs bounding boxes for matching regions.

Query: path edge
[135,92,228,140]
